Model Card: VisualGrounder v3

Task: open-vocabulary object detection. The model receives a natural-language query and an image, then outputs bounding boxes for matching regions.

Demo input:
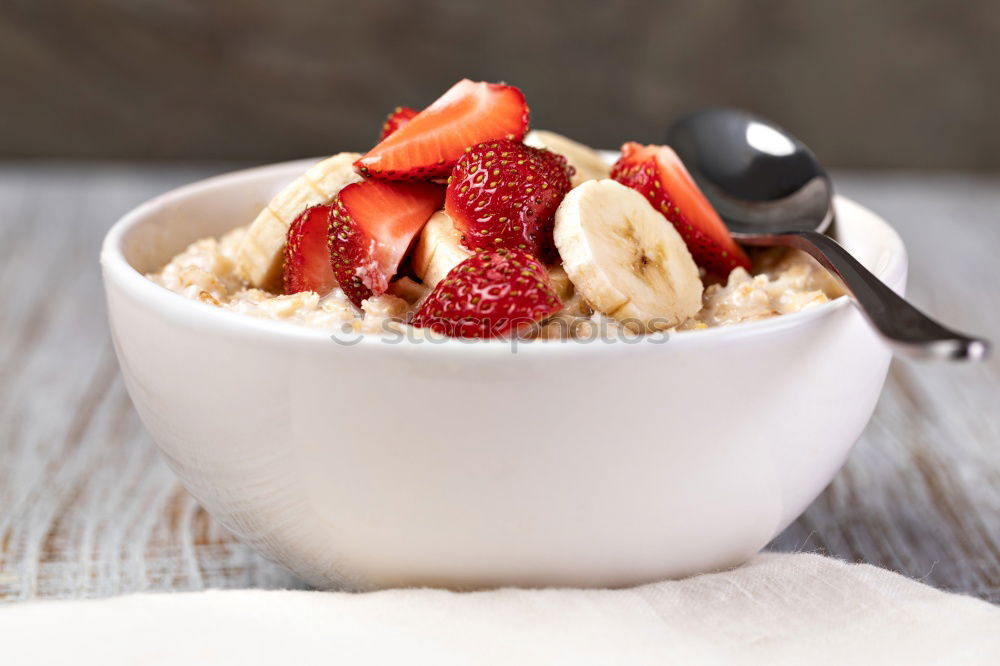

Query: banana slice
[524,130,611,187]
[235,152,362,290]
[412,210,472,289]
[554,179,703,332]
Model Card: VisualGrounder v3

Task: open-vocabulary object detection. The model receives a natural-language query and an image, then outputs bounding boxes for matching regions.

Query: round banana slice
[412,209,472,289]
[554,179,703,332]
[524,130,611,187]
[235,152,362,290]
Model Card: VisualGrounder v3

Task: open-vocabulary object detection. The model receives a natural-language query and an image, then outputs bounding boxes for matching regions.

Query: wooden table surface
[1,163,997,602]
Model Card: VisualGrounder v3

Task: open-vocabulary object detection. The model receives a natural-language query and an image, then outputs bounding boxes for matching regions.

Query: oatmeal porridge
[149,224,840,338]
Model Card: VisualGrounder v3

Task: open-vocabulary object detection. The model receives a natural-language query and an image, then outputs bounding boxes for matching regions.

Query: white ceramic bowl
[101,159,907,590]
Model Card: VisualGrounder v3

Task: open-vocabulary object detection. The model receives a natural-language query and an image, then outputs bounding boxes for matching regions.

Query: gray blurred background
[2,0,998,169]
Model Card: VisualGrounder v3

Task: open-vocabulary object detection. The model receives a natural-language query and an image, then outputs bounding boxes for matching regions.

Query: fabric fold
[2,553,998,665]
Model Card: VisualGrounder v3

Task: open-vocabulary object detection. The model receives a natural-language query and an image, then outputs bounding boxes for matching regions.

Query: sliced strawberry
[611,142,751,277]
[410,249,562,338]
[356,79,530,181]
[284,205,338,295]
[328,180,445,307]
[445,140,572,263]
[379,106,419,141]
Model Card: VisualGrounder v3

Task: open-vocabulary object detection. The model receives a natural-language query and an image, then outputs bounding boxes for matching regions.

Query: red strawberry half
[284,205,338,295]
[611,142,751,277]
[445,140,572,263]
[410,249,562,338]
[329,180,445,307]
[379,106,419,141]
[356,79,530,181]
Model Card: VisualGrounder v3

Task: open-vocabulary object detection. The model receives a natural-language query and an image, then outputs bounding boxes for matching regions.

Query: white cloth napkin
[3,553,998,665]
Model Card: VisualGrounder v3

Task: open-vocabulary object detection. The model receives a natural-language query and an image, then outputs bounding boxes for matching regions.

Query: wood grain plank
[769,172,1000,602]
[0,163,301,601]
[0,164,997,601]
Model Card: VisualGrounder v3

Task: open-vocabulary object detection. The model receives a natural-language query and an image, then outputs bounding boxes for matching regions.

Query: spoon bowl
[668,109,834,236]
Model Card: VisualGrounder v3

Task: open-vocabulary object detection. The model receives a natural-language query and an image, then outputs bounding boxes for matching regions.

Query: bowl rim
[100,157,907,356]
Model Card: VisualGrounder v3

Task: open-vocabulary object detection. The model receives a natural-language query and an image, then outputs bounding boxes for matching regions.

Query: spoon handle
[739,230,989,361]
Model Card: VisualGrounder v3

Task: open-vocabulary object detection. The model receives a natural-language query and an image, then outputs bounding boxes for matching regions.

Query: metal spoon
[666,108,989,361]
